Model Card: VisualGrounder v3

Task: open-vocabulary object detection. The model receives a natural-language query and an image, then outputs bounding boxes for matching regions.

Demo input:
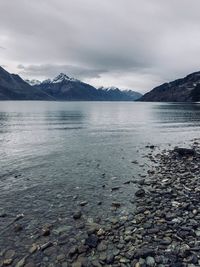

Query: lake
[0,101,200,225]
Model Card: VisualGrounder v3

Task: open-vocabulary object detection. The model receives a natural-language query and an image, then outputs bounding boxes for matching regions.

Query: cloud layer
[0,0,200,92]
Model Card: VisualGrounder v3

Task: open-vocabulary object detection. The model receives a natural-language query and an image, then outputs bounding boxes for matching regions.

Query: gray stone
[146,256,155,266]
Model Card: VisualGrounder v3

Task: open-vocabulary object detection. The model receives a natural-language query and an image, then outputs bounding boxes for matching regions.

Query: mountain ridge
[139,71,200,102]
[0,66,142,101]
[32,73,142,101]
[0,66,53,100]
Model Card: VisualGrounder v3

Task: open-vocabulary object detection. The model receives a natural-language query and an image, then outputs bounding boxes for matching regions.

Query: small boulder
[85,234,98,248]
[135,189,145,197]
[111,202,121,208]
[73,211,82,220]
[174,147,196,157]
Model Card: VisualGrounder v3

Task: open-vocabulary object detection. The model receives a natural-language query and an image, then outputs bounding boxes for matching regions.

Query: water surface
[0,101,200,223]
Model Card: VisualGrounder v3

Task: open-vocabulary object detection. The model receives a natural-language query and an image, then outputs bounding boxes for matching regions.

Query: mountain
[0,66,52,100]
[35,73,103,101]
[25,79,41,86]
[140,71,200,102]
[0,66,142,101]
[35,73,142,101]
[98,87,142,101]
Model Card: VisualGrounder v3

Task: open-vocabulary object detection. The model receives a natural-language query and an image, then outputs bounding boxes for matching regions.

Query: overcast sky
[0,0,200,93]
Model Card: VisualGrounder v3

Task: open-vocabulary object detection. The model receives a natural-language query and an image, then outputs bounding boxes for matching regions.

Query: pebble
[15,257,26,267]
[79,201,88,206]
[85,234,98,248]
[146,256,155,266]
[111,202,121,208]
[73,211,82,220]
[135,189,145,197]
[1,144,200,267]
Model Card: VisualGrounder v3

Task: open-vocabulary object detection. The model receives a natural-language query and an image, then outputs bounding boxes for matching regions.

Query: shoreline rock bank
[1,141,200,267]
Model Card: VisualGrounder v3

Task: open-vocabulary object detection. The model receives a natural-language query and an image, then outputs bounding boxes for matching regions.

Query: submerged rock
[174,147,196,157]
[73,211,82,220]
[85,234,98,248]
[135,188,145,197]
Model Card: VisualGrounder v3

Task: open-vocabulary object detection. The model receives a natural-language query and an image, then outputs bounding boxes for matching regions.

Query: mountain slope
[0,67,142,101]
[35,73,103,101]
[0,66,52,100]
[98,87,142,101]
[140,71,200,102]
[35,74,142,101]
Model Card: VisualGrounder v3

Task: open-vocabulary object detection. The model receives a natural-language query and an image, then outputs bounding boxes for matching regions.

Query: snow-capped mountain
[52,73,79,83]
[98,86,142,100]
[40,73,79,85]
[33,73,142,101]
[34,73,100,100]
[25,79,41,86]
[0,67,142,101]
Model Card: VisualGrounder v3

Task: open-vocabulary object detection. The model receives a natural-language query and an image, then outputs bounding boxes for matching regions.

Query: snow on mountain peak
[98,86,120,91]
[52,73,78,83]
[42,79,51,84]
[25,79,41,86]
[40,73,79,84]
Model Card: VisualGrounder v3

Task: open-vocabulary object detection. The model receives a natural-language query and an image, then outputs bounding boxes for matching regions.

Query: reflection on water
[0,101,200,219]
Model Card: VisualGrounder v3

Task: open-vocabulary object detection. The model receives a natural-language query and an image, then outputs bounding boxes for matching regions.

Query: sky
[0,0,200,93]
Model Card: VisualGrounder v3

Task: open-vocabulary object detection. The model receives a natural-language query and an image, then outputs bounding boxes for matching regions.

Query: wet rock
[4,249,15,259]
[53,225,72,235]
[111,186,120,192]
[106,253,114,264]
[79,201,88,206]
[73,211,82,220]
[3,259,13,266]
[111,202,121,208]
[0,212,7,218]
[42,227,50,236]
[29,244,38,254]
[99,251,107,261]
[78,244,88,254]
[14,214,24,222]
[15,257,26,267]
[134,248,155,258]
[97,240,107,251]
[146,256,155,266]
[85,234,98,248]
[91,260,102,267]
[97,228,105,236]
[124,180,132,184]
[40,242,53,251]
[179,243,191,257]
[195,229,200,236]
[72,262,82,267]
[57,254,65,262]
[24,263,35,267]
[68,246,78,257]
[135,189,145,197]
[174,147,196,157]
[76,221,85,229]
[14,223,23,232]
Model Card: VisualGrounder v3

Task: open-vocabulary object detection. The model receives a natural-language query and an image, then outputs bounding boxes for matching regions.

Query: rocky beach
[0,139,200,267]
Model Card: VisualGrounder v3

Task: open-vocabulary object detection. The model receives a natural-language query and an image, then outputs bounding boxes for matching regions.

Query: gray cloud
[18,64,108,80]
[0,0,200,92]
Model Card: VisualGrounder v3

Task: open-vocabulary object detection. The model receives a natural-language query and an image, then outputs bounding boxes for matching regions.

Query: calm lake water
[0,101,200,223]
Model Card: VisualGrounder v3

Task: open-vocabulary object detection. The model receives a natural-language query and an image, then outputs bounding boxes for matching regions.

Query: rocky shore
[1,140,200,267]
